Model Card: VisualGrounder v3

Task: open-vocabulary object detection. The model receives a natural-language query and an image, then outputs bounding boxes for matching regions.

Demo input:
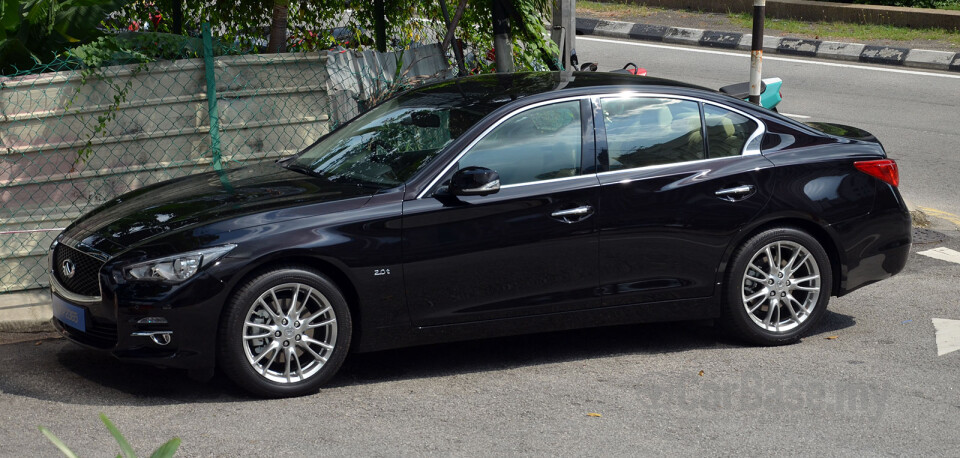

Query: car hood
[61,163,377,256]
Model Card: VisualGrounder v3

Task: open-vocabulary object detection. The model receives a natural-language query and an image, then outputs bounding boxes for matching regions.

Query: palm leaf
[38,426,80,458]
[100,413,138,458]
[149,437,181,458]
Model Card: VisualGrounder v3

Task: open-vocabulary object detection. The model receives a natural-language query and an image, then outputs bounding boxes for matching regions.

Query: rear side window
[600,97,704,170]
[704,104,758,158]
[458,101,582,186]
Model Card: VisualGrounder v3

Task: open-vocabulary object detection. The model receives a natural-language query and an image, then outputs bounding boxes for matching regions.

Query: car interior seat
[705,115,744,158]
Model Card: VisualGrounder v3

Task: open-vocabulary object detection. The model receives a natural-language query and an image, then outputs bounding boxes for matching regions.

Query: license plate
[52,295,86,332]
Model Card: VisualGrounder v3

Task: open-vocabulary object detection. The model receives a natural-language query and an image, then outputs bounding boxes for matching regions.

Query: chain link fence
[0,30,452,295]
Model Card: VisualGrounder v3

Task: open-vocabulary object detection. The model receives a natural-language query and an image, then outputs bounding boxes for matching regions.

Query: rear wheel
[721,227,832,345]
[218,266,351,397]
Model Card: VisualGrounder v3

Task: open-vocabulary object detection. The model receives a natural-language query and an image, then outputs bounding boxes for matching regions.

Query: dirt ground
[0,330,60,346]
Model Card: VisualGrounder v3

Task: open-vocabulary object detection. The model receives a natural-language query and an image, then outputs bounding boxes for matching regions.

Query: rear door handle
[551,205,594,222]
[715,185,755,201]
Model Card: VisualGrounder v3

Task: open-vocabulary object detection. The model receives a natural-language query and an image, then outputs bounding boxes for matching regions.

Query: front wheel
[218,266,352,398]
[721,227,832,346]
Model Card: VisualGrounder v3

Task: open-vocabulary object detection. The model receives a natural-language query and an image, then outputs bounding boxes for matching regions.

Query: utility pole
[551,0,575,70]
[748,0,765,105]
[492,0,515,73]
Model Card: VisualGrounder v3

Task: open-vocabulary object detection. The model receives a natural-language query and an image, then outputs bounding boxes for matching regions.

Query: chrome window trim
[416,95,593,199]
[499,174,597,190]
[595,154,772,182]
[416,90,767,199]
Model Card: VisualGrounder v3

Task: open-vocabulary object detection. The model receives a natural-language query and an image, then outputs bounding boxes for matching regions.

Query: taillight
[855,159,899,187]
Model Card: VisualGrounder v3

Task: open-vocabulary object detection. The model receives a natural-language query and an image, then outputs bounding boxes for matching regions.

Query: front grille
[53,244,104,297]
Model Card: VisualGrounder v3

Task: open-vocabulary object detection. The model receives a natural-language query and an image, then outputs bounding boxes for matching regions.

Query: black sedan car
[50,72,910,397]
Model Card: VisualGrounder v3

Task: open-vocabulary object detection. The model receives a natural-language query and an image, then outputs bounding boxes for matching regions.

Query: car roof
[396,71,717,113]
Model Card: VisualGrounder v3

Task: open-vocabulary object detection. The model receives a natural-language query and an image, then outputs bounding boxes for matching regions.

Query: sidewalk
[576,14,960,71]
[0,289,53,333]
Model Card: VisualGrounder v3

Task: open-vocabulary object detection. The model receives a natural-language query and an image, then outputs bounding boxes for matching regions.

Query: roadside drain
[913,227,947,245]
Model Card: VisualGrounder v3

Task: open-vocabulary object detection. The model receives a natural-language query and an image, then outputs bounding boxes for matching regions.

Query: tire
[720,227,832,346]
[218,266,352,398]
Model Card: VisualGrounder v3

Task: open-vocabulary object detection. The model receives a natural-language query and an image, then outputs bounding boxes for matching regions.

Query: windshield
[287,96,487,189]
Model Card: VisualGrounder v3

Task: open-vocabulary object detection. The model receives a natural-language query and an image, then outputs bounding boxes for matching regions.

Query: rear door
[402,98,601,326]
[594,95,775,307]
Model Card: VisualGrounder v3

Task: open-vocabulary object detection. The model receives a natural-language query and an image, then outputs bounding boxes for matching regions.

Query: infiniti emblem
[61,259,76,279]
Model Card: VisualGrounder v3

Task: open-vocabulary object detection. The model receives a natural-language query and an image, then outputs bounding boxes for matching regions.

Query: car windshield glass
[288,97,486,188]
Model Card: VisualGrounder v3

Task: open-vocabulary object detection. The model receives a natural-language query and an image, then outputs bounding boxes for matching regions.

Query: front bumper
[49,260,241,372]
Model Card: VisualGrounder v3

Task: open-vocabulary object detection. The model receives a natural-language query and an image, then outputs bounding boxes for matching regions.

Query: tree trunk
[492,0,514,73]
[171,0,183,35]
[374,0,386,52]
[267,0,291,53]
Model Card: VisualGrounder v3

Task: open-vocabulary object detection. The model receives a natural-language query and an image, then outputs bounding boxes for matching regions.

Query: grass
[577,0,661,18]
[727,13,960,46]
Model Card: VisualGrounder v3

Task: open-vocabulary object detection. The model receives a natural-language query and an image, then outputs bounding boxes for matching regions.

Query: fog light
[131,330,173,346]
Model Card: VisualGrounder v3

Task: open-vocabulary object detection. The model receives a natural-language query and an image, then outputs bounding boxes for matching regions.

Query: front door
[402,99,601,326]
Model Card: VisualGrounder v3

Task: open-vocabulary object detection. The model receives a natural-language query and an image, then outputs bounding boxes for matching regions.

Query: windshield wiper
[329,174,392,190]
[283,162,323,178]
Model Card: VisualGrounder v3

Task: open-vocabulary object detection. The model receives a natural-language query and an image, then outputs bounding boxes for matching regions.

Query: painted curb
[577,17,960,73]
[700,31,743,49]
[905,49,957,70]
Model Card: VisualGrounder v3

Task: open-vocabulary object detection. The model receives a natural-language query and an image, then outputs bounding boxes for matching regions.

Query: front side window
[704,104,759,158]
[457,101,582,186]
[601,97,704,170]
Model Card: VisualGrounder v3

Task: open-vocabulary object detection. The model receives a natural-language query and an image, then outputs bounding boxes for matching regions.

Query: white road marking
[780,113,810,119]
[932,318,960,356]
[578,37,960,80]
[917,247,960,265]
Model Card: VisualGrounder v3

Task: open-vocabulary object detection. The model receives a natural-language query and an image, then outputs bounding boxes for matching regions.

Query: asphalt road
[2,234,960,456]
[2,39,960,456]
[576,36,960,218]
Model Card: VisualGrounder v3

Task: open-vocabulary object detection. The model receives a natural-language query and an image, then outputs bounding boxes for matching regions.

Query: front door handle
[551,205,594,222]
[715,185,755,201]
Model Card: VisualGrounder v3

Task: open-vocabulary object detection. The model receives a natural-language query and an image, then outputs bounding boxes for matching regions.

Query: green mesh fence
[0,28,452,294]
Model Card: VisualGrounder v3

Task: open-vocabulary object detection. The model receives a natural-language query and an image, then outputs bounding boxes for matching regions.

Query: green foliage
[0,0,127,74]
[102,0,562,72]
[38,413,181,458]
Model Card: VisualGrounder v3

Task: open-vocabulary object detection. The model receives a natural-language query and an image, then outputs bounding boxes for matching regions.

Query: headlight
[124,244,236,282]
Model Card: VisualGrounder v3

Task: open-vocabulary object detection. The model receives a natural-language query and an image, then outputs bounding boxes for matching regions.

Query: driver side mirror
[448,166,500,197]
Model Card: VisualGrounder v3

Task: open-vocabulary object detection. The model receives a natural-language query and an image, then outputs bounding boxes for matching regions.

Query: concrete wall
[0,44,451,294]
[616,0,960,30]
